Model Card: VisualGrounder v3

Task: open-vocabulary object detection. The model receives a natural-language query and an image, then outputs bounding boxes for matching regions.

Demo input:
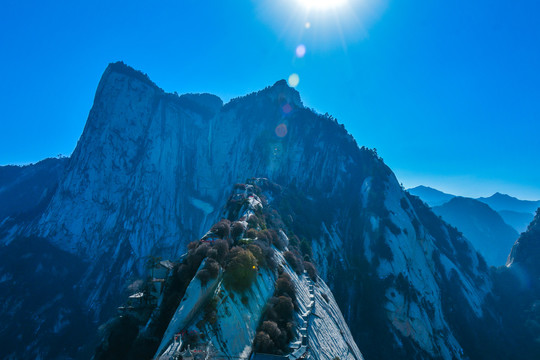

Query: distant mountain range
[409,186,537,233]
[497,210,535,235]
[432,197,518,265]
[408,186,539,266]
[477,192,540,214]
[406,185,455,207]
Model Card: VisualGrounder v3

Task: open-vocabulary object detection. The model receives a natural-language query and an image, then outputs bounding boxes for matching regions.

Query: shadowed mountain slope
[433,197,519,266]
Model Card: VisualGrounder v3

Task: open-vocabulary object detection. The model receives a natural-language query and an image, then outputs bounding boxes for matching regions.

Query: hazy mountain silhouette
[477,192,540,214]
[433,197,519,265]
[410,186,539,236]
[498,210,534,234]
[407,185,455,207]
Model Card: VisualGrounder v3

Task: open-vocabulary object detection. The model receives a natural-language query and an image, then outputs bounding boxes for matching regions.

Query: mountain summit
[477,192,540,214]
[408,185,455,207]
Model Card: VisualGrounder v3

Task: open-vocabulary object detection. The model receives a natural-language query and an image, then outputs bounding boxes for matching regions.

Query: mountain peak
[407,185,455,207]
[91,61,164,111]
[478,192,540,214]
[490,192,515,200]
[272,79,289,87]
[103,61,160,89]
[266,79,303,108]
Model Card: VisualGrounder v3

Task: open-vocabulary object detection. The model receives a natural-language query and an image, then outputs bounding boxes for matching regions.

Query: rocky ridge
[94,179,362,360]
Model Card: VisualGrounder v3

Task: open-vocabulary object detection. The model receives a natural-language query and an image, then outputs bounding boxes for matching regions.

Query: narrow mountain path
[287,270,315,360]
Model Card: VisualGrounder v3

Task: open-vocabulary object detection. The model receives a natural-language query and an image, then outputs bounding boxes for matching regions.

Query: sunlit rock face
[33,63,348,262]
[0,62,514,359]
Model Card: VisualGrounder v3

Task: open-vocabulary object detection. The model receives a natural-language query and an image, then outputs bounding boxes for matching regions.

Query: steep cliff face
[0,62,520,359]
[29,62,365,262]
[289,170,493,359]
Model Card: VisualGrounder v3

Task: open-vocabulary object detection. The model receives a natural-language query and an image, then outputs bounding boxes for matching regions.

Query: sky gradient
[1,0,539,199]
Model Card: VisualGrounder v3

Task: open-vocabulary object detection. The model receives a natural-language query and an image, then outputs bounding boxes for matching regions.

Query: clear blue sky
[1,0,539,199]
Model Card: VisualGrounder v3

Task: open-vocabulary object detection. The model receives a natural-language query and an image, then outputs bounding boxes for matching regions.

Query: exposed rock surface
[0,62,534,359]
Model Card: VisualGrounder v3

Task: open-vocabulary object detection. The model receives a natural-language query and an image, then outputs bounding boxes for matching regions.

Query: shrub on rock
[284,251,304,274]
[224,248,258,291]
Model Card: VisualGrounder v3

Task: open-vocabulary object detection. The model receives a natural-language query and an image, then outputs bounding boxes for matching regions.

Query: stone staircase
[288,270,315,360]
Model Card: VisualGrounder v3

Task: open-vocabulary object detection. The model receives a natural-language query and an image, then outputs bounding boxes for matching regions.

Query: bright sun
[298,0,348,10]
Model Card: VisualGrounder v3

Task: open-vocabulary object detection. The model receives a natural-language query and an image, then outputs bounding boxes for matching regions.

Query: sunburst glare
[298,0,348,10]
[256,0,387,51]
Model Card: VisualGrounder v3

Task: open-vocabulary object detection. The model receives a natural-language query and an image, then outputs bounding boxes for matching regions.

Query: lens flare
[296,44,306,58]
[275,124,288,138]
[288,73,300,87]
[282,103,292,114]
[305,21,311,29]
